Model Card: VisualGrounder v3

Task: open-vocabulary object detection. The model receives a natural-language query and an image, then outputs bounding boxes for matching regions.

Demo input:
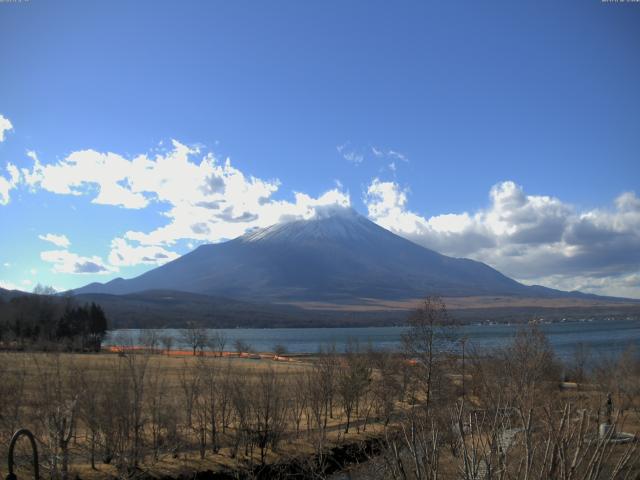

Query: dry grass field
[1,307,639,480]
[285,295,640,312]
[0,350,396,480]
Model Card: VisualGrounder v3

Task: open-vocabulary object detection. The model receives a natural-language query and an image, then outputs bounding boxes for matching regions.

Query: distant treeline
[0,287,108,351]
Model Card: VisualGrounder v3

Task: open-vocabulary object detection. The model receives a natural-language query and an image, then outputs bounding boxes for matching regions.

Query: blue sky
[0,0,639,297]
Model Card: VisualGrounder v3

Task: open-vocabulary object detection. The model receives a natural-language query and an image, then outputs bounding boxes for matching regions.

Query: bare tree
[199,358,222,453]
[337,341,371,433]
[181,322,209,356]
[126,351,150,470]
[369,349,401,427]
[209,330,227,357]
[316,344,338,423]
[234,338,252,354]
[380,406,442,480]
[305,366,330,464]
[273,344,287,357]
[288,372,308,438]
[95,357,123,467]
[250,367,288,464]
[138,329,160,353]
[229,369,251,459]
[566,342,591,384]
[402,296,457,412]
[145,361,171,461]
[179,359,200,432]
[593,345,640,423]
[451,400,639,480]
[160,334,174,355]
[192,362,209,459]
[34,354,77,480]
[33,283,58,295]
[75,363,103,469]
[503,324,561,412]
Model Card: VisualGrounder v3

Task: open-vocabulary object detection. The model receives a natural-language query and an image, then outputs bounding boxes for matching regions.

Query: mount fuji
[74,207,593,303]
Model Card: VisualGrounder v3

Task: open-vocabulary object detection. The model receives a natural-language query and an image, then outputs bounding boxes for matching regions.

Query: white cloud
[24,147,150,208]
[0,177,12,205]
[7,164,19,184]
[39,233,71,248]
[0,115,13,142]
[365,179,640,298]
[122,185,350,247]
[0,162,20,205]
[21,279,32,287]
[371,147,409,173]
[388,150,408,162]
[22,141,351,267]
[377,148,406,161]
[337,143,364,165]
[108,238,179,267]
[40,249,115,275]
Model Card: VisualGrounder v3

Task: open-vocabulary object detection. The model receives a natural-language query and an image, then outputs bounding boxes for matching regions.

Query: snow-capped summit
[240,207,383,245]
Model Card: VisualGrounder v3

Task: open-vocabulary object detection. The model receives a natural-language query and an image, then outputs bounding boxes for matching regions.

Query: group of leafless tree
[371,297,640,480]
[0,340,406,479]
[0,296,639,480]
[132,324,228,357]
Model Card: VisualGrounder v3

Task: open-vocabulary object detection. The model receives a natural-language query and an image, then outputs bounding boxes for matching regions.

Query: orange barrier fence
[102,345,301,362]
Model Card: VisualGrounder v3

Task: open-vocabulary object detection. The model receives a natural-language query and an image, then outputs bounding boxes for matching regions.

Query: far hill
[72,289,640,329]
[72,290,407,329]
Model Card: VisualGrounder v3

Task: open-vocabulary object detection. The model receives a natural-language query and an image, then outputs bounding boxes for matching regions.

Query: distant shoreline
[104,318,640,360]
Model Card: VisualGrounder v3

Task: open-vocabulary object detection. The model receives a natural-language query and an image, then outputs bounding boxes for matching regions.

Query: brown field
[1,318,639,480]
[0,350,394,480]
[283,295,640,312]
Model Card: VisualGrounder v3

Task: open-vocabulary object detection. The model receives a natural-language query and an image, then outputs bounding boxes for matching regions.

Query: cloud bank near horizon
[1,130,638,298]
[365,179,640,298]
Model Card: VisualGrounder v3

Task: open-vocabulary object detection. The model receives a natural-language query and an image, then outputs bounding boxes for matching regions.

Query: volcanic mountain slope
[74,207,601,303]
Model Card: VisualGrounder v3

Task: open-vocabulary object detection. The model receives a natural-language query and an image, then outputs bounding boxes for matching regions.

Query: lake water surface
[106,318,640,361]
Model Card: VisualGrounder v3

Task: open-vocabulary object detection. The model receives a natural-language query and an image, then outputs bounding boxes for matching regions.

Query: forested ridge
[0,286,108,351]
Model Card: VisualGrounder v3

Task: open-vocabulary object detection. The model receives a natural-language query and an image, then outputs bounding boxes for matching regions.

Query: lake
[105,318,640,361]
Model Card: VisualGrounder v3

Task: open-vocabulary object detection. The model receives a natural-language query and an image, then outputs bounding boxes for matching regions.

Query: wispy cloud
[108,238,179,267]
[40,249,115,275]
[371,146,408,173]
[0,162,21,206]
[39,233,71,248]
[0,114,13,142]
[336,143,364,165]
